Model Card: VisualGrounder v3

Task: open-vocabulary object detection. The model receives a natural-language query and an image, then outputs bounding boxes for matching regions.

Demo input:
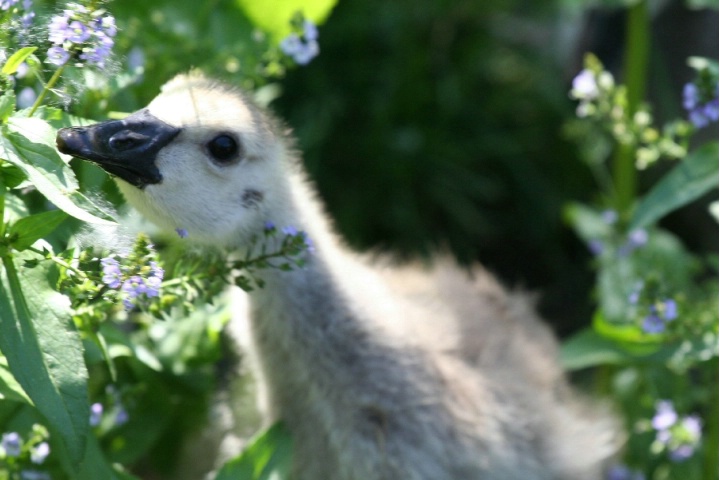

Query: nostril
[109,130,149,151]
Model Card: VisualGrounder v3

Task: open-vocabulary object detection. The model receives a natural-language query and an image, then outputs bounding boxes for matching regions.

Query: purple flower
[661,299,678,321]
[175,227,189,238]
[601,209,618,225]
[144,275,161,298]
[682,415,702,437]
[30,442,50,464]
[280,21,320,66]
[115,406,129,426]
[669,444,695,462]
[47,46,70,66]
[46,4,116,69]
[122,276,146,298]
[588,239,603,256]
[642,314,664,334]
[17,86,37,109]
[1,432,22,457]
[606,464,645,480]
[682,81,719,129]
[652,401,678,431]
[571,69,598,100]
[282,226,298,236]
[89,402,103,426]
[682,83,698,110]
[264,221,276,232]
[627,229,648,248]
[101,256,122,288]
[0,0,19,10]
[149,261,164,281]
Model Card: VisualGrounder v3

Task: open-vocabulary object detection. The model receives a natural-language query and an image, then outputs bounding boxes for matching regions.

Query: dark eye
[207,134,239,163]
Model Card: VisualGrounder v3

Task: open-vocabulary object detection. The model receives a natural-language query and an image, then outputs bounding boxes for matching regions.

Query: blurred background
[71,0,718,336]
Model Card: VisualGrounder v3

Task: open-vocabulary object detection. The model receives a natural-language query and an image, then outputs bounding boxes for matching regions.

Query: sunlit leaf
[0,355,32,404]
[235,0,337,40]
[0,254,89,474]
[7,209,68,251]
[0,117,116,225]
[1,47,38,75]
[630,142,719,230]
[215,422,293,480]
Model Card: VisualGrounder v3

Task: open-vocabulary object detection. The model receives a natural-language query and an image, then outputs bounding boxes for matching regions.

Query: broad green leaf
[235,0,337,40]
[0,355,32,404]
[7,209,68,251]
[630,142,719,230]
[1,47,38,75]
[0,254,89,474]
[560,328,634,370]
[0,117,116,225]
[215,422,293,480]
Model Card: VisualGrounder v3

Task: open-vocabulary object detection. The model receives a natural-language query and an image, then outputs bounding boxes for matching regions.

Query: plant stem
[613,0,650,218]
[28,65,66,117]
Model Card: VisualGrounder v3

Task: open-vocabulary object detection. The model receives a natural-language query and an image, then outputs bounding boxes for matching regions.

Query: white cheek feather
[120,73,620,480]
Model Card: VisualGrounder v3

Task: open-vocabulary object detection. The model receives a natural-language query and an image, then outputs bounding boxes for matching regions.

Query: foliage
[0,0,716,480]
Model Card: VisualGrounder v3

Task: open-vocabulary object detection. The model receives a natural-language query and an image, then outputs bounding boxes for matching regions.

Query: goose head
[56,74,293,247]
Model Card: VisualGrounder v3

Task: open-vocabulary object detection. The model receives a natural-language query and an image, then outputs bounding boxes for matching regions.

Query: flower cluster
[570,54,689,170]
[0,425,51,478]
[99,235,164,311]
[651,400,702,462]
[280,18,319,65]
[89,387,129,429]
[46,2,116,68]
[585,209,648,258]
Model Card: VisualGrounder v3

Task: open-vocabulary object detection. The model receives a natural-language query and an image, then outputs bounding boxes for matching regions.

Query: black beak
[56,109,181,188]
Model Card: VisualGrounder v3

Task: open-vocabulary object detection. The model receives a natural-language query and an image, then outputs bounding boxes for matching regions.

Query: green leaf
[215,422,293,480]
[7,209,68,251]
[0,89,15,123]
[630,142,719,230]
[0,162,27,189]
[0,355,32,404]
[235,0,337,40]
[563,202,612,244]
[0,117,116,225]
[560,328,635,370]
[0,254,89,475]
[1,47,38,75]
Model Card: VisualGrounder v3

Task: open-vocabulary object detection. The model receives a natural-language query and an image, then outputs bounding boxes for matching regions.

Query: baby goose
[57,74,617,480]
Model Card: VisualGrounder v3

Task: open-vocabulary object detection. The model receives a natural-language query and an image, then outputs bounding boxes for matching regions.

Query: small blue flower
[642,314,665,334]
[587,239,603,256]
[282,226,298,236]
[682,81,719,129]
[144,275,161,298]
[101,256,122,288]
[115,406,129,426]
[669,444,695,462]
[0,0,19,11]
[661,299,678,321]
[601,209,618,225]
[149,261,164,281]
[1,432,22,457]
[571,69,598,100]
[175,227,189,238]
[652,401,678,431]
[17,86,37,109]
[605,464,645,480]
[264,221,276,232]
[30,442,50,464]
[280,21,320,66]
[122,276,146,298]
[47,45,70,66]
[89,402,103,426]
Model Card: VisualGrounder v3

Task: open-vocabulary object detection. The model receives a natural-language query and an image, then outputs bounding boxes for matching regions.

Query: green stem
[26,246,88,279]
[28,65,66,117]
[612,0,650,218]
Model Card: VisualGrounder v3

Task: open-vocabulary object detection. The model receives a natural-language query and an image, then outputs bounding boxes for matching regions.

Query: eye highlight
[207,134,239,163]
